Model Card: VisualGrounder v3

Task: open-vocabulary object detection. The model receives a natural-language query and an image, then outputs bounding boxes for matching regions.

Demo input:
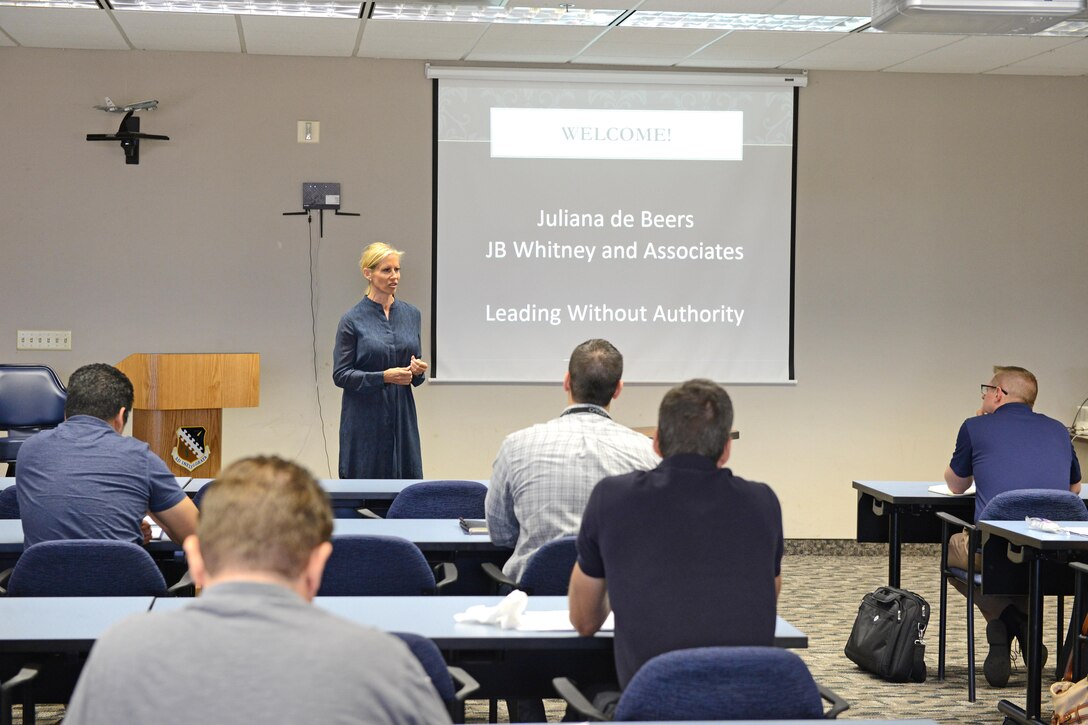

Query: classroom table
[0,596,157,708]
[853,480,974,587]
[1,476,202,494]
[0,597,154,653]
[976,519,1088,722]
[0,518,510,595]
[151,595,807,698]
[330,518,498,551]
[0,519,503,555]
[2,477,490,518]
[184,477,489,516]
[0,520,181,557]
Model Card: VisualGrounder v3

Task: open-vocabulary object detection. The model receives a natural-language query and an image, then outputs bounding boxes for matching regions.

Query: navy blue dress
[333,297,425,479]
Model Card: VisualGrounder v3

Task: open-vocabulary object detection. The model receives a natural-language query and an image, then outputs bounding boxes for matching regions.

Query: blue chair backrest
[0,364,67,462]
[191,481,213,510]
[318,534,436,596]
[392,631,456,703]
[519,536,578,595]
[386,481,487,519]
[614,646,824,721]
[7,540,167,597]
[980,489,1088,522]
[0,486,19,519]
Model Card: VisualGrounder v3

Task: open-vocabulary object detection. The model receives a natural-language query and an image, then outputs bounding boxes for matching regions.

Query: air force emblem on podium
[171,426,211,472]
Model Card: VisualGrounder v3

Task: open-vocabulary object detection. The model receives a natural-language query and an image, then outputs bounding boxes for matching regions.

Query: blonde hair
[197,456,333,580]
[359,242,404,294]
[992,365,1039,407]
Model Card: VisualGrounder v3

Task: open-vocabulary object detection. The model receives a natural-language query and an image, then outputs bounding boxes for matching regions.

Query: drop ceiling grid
[0,7,128,49]
[114,11,241,53]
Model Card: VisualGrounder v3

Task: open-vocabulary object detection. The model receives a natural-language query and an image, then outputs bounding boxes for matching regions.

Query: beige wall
[3,48,1087,538]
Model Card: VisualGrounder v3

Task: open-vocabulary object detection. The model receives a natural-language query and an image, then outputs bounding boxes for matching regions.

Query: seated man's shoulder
[726,472,781,503]
[500,416,568,448]
[17,426,59,456]
[92,610,184,662]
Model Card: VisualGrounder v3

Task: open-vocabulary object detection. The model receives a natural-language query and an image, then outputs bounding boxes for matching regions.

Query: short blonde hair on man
[197,456,333,581]
[359,242,404,294]
[992,365,1039,407]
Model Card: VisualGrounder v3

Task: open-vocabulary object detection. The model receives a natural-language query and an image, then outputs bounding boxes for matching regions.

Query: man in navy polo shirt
[17,363,198,548]
[569,378,783,701]
[945,365,1081,687]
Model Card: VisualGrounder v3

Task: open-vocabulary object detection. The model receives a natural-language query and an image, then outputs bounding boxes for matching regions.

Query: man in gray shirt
[486,338,659,581]
[65,455,450,725]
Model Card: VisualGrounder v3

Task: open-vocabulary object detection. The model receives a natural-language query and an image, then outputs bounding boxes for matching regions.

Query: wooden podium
[116,353,259,476]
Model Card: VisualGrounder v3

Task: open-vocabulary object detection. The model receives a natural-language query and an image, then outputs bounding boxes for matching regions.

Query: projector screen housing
[871,0,1084,33]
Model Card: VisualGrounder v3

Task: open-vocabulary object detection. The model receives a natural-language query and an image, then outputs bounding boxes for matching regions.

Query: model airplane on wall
[93,97,159,113]
[86,98,169,165]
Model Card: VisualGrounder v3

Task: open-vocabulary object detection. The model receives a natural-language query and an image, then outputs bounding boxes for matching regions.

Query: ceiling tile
[771,0,871,17]
[358,19,486,60]
[241,15,360,56]
[0,7,128,49]
[789,31,963,70]
[681,29,839,68]
[885,35,1081,73]
[466,23,603,63]
[987,36,1088,74]
[115,11,240,53]
[574,26,727,65]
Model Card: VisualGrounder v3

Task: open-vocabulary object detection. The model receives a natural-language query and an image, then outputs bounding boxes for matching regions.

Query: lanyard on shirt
[560,405,611,419]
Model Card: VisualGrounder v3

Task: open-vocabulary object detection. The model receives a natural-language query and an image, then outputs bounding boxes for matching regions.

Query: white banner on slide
[490,108,743,161]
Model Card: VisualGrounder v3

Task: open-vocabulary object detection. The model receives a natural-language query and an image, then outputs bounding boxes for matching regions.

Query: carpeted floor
[13,545,1070,724]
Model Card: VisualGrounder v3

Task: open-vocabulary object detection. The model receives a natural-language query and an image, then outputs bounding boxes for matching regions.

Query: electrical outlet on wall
[17,330,72,350]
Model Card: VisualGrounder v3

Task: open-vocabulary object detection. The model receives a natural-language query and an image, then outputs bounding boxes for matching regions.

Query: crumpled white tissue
[453,590,529,629]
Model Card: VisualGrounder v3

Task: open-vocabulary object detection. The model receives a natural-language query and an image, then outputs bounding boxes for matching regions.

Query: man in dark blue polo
[569,379,783,701]
[945,365,1081,687]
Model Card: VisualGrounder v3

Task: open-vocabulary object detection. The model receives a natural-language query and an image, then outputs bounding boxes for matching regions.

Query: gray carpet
[12,546,1069,724]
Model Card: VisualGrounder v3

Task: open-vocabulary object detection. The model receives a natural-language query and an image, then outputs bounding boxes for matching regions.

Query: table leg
[1026,556,1044,720]
[888,505,901,588]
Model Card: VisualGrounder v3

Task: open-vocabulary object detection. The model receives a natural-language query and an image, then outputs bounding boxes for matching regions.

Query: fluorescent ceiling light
[1036,19,1088,35]
[0,0,99,6]
[110,0,362,15]
[371,3,621,24]
[871,0,1084,33]
[625,10,870,32]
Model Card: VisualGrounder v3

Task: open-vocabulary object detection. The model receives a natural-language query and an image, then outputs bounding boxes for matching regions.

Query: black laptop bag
[845,586,929,683]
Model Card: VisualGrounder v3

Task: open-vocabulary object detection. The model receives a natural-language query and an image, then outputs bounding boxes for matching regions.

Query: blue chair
[317,535,457,596]
[554,646,848,721]
[1,664,39,725]
[191,480,213,509]
[392,632,479,723]
[0,540,167,597]
[0,488,18,519]
[937,488,1088,701]
[482,536,577,595]
[361,481,487,520]
[0,365,66,476]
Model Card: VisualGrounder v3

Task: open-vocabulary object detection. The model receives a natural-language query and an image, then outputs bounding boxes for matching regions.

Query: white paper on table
[142,516,163,540]
[928,483,976,496]
[515,610,614,632]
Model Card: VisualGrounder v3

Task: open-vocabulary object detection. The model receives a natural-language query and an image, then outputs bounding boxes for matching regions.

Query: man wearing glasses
[945,365,1081,688]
